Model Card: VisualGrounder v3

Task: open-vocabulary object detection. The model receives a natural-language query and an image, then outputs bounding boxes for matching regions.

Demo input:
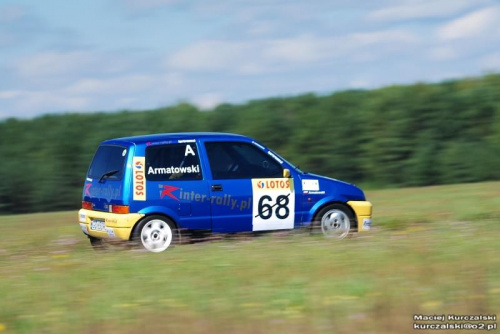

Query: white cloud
[347,30,417,46]
[368,0,482,22]
[166,40,253,72]
[1,90,90,117]
[117,0,182,14]
[0,5,26,23]
[0,30,15,47]
[2,0,498,120]
[0,69,188,117]
[247,21,276,37]
[15,50,134,78]
[349,79,371,89]
[264,35,330,63]
[0,90,22,99]
[166,30,418,74]
[438,6,500,40]
[192,93,222,111]
[66,75,156,95]
[0,5,47,48]
[15,51,99,77]
[479,53,500,70]
[115,97,138,106]
[428,46,458,61]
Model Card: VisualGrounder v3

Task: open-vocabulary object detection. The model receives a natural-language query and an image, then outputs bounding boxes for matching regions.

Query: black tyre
[88,235,107,251]
[312,204,355,239]
[131,215,180,253]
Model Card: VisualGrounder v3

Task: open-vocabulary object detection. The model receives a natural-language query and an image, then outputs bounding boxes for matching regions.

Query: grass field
[1,182,499,333]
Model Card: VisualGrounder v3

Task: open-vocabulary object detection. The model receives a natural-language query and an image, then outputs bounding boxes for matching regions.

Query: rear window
[88,145,127,181]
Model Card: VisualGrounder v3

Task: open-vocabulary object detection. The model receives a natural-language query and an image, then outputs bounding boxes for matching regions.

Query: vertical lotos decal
[133,157,146,201]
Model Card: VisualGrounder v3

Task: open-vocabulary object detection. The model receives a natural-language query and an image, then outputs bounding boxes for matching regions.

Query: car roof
[102,132,250,145]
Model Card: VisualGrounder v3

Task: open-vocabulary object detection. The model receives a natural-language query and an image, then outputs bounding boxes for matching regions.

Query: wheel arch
[129,212,179,240]
[311,201,357,227]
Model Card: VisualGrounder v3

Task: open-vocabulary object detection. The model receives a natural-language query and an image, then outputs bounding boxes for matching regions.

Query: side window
[146,144,202,181]
[205,142,283,179]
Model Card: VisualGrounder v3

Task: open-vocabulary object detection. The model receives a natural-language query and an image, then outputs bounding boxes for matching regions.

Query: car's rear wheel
[88,235,107,250]
[132,215,179,253]
[313,204,354,239]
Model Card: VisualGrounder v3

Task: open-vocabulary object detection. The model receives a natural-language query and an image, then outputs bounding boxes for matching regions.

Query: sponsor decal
[146,140,174,146]
[106,218,118,224]
[85,183,92,196]
[79,212,86,223]
[303,190,325,195]
[251,178,295,231]
[252,141,266,150]
[86,177,93,182]
[174,188,252,210]
[133,157,146,201]
[363,218,371,230]
[178,139,196,143]
[106,227,116,238]
[86,184,122,201]
[267,151,283,164]
[302,179,319,191]
[148,164,200,175]
[257,179,291,190]
[159,184,180,201]
[122,149,127,157]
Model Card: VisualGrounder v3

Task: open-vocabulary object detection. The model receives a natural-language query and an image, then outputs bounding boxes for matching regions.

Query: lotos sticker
[133,157,146,201]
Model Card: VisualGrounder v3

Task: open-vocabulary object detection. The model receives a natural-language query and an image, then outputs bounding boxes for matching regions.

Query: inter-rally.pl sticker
[133,157,146,201]
[251,178,295,231]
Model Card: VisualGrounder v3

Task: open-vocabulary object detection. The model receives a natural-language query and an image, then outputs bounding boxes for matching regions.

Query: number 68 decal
[251,178,295,231]
[256,194,290,219]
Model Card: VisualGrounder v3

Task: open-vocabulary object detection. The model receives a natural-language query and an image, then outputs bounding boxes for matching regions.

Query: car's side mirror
[283,168,290,178]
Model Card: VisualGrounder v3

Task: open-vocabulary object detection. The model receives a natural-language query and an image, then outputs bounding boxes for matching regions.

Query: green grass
[1,182,500,333]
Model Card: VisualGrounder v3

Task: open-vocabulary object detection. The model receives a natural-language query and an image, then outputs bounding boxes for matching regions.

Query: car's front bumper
[347,201,372,232]
[78,209,144,240]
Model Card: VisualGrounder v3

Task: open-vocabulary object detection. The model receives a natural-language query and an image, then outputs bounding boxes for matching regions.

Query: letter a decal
[185,144,195,156]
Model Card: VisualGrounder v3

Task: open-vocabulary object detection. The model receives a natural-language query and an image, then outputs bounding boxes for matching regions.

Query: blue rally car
[78,133,372,252]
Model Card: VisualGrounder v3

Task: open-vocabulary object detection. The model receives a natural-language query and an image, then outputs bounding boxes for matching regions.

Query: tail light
[82,201,129,214]
[82,201,92,210]
[111,205,129,214]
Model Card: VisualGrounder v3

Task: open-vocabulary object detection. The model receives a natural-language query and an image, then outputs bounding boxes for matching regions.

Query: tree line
[1,74,499,214]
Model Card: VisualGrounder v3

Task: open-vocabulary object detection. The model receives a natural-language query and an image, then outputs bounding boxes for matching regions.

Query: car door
[203,141,296,233]
[144,142,211,230]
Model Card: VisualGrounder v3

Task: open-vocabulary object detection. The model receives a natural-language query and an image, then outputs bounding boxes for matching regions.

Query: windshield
[88,145,127,181]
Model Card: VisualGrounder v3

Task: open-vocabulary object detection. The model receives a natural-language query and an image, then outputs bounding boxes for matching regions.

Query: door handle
[211,184,223,191]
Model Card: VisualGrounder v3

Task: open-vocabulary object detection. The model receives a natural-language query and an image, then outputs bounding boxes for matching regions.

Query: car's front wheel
[313,204,354,239]
[132,216,179,252]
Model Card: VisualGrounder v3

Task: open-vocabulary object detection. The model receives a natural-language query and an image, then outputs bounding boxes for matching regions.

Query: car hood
[301,173,366,201]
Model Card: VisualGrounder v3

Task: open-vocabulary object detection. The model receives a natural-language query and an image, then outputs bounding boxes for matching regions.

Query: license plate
[90,220,106,232]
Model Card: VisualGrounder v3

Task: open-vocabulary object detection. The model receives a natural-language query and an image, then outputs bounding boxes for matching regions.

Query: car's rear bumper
[78,209,144,240]
[347,201,372,232]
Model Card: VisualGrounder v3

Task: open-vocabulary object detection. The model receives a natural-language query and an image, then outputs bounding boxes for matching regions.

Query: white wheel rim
[320,209,350,239]
[140,219,173,252]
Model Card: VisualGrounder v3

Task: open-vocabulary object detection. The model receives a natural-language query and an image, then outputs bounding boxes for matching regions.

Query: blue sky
[1,0,499,119]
